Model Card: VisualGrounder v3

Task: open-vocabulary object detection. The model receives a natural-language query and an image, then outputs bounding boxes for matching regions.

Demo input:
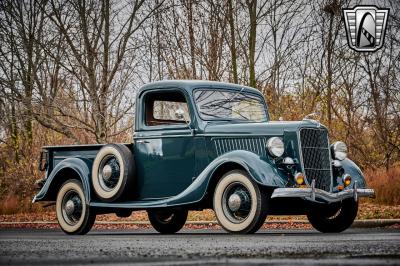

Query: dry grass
[364,166,400,206]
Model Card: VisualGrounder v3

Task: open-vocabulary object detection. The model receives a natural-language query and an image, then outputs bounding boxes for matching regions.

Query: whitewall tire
[92,144,135,202]
[213,170,269,234]
[56,179,95,235]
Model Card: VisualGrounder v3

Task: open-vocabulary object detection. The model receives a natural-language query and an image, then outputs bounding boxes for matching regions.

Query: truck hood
[203,120,325,136]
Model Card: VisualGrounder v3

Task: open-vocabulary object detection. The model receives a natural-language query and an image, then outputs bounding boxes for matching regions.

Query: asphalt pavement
[1,228,399,265]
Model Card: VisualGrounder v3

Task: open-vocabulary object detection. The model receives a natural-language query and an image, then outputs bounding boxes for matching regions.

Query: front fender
[188,150,286,203]
[207,150,286,187]
[341,158,367,188]
[33,157,92,203]
[149,150,284,206]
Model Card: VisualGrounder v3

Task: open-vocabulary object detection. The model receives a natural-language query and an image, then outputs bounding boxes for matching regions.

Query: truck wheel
[56,179,96,235]
[213,170,269,234]
[307,198,358,233]
[92,144,135,202]
[147,209,188,234]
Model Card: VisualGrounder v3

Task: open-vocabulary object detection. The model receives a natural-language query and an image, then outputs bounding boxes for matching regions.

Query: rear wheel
[56,180,96,235]
[213,170,269,234]
[147,209,188,234]
[307,198,358,233]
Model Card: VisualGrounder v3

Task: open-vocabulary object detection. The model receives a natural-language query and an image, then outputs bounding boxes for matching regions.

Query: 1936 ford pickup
[33,80,375,235]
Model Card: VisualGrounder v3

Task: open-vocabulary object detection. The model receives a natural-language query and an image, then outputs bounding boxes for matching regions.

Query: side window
[144,90,190,126]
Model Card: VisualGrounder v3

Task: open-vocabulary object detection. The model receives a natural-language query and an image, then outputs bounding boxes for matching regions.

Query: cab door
[134,89,195,199]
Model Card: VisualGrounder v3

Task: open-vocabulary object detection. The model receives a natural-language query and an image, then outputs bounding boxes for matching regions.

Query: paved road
[1,228,399,265]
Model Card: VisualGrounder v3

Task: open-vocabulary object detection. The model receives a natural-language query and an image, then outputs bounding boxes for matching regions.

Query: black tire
[92,144,135,202]
[213,170,269,234]
[147,209,188,234]
[307,198,358,233]
[56,179,96,235]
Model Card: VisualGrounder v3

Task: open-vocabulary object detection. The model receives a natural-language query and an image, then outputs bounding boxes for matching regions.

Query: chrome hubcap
[102,165,112,181]
[228,193,242,212]
[98,155,120,191]
[64,200,75,216]
[222,182,252,223]
[155,211,175,223]
[61,190,83,226]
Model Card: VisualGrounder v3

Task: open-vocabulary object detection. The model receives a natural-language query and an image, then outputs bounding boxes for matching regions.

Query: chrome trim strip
[134,134,192,139]
[271,187,375,203]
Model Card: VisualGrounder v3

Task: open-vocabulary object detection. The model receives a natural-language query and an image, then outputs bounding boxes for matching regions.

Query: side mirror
[175,108,185,120]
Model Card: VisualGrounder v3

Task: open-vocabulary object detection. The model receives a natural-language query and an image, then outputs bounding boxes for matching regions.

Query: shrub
[364,166,400,206]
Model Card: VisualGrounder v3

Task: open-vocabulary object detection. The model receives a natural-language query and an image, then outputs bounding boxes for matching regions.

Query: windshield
[194,89,268,122]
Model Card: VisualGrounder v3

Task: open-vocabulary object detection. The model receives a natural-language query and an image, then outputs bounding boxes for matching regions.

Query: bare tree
[40,0,162,143]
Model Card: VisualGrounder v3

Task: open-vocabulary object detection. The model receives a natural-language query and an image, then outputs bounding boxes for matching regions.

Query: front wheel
[213,170,269,234]
[56,180,96,235]
[307,198,358,233]
[147,209,188,234]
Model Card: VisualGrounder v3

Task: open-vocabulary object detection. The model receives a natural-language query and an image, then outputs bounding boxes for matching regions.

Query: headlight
[332,141,347,161]
[266,137,284,157]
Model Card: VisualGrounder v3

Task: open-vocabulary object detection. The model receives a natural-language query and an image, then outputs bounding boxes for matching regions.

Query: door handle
[136,140,150,144]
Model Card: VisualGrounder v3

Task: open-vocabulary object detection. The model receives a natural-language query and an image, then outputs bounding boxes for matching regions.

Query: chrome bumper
[271,181,375,203]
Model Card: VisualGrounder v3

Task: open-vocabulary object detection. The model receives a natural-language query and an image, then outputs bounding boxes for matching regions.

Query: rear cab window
[144,90,190,127]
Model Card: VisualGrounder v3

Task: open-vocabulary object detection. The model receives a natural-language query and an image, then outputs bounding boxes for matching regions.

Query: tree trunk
[186,0,196,79]
[247,0,257,87]
[228,0,238,84]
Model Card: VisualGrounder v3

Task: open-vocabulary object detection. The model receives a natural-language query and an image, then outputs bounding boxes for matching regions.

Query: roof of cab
[137,80,261,95]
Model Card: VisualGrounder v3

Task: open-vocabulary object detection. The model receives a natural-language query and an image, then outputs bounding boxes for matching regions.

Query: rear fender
[33,157,92,202]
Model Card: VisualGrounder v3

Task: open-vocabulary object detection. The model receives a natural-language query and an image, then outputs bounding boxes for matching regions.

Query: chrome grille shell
[298,128,333,192]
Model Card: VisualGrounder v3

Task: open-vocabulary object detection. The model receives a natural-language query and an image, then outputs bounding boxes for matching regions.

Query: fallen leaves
[0,201,398,230]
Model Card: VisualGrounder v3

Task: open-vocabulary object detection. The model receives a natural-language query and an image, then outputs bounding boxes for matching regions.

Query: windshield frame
[192,87,270,123]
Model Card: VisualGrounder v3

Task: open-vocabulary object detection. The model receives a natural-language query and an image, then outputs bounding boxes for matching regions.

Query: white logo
[343,5,389,52]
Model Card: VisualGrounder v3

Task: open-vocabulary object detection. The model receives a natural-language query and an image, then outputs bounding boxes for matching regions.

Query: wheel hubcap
[222,182,252,223]
[98,155,120,191]
[156,211,175,223]
[102,165,112,181]
[228,193,241,212]
[64,200,75,216]
[62,190,83,226]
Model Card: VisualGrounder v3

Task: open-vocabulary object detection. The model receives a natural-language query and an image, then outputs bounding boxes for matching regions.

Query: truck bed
[43,143,132,174]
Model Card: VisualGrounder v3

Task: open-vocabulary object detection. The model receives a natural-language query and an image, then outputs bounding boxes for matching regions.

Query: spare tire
[92,144,135,202]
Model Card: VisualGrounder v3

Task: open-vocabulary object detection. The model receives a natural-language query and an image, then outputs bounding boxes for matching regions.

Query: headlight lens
[266,137,284,157]
[332,141,347,161]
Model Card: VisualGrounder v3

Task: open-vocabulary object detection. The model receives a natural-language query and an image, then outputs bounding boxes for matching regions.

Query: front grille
[213,137,267,156]
[299,128,332,191]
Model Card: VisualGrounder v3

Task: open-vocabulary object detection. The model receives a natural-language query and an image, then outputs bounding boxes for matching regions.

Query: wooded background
[0,0,399,211]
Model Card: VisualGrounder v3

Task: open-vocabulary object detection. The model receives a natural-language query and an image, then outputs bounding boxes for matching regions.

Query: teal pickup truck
[33,80,375,235]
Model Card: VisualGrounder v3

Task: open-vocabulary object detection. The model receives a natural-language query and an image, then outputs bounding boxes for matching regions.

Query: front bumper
[271,182,375,203]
